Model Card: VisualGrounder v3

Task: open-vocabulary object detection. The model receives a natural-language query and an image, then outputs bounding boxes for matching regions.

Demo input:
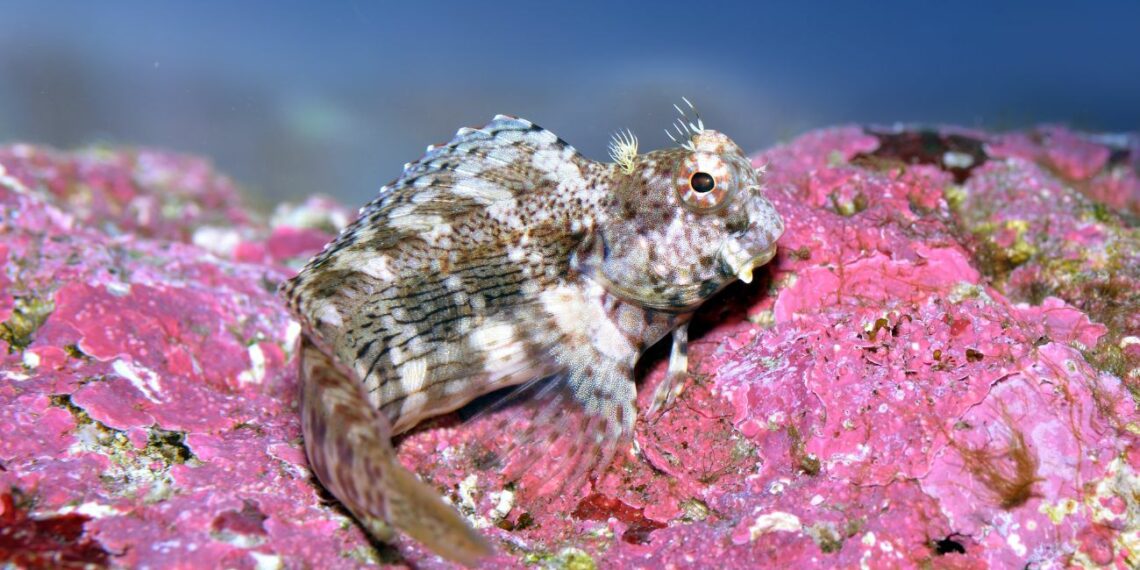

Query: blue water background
[1,1,1137,205]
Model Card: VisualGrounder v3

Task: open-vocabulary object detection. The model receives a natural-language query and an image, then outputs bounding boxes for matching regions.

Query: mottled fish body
[281,102,783,565]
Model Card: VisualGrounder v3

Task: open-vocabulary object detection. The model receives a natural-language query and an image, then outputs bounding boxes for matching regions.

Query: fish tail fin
[384,461,493,565]
[298,336,492,566]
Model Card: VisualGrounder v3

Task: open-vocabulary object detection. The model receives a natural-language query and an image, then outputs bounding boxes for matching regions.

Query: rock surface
[1,127,1138,569]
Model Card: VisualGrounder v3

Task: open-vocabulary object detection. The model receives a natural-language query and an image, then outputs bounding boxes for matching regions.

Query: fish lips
[721,241,779,284]
[720,196,784,284]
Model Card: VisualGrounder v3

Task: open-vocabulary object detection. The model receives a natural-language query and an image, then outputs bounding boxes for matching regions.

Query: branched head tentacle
[665,97,704,151]
[608,129,639,174]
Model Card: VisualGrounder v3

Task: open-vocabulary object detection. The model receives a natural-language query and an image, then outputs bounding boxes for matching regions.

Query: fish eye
[690,172,715,193]
[676,154,734,211]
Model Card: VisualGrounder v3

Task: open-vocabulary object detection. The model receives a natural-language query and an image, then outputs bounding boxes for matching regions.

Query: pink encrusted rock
[2,125,1139,569]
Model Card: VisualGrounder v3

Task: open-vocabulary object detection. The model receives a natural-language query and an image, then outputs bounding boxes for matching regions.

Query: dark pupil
[690,172,716,193]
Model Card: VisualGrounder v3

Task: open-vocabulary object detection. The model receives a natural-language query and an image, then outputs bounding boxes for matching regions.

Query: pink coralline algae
[1,126,1138,569]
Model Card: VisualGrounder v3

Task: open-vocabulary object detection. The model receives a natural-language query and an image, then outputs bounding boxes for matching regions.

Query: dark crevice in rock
[932,534,968,555]
[0,490,111,568]
[855,129,988,183]
[930,533,966,556]
[146,428,196,465]
[210,500,269,548]
[1106,147,1131,169]
[572,493,666,545]
[48,394,101,428]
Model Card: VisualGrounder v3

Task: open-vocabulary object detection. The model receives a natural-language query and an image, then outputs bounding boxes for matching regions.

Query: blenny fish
[280,100,784,565]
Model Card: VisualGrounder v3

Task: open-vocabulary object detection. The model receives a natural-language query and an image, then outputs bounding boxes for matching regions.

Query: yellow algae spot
[1039,498,1080,524]
[1004,218,1030,234]
[528,548,597,570]
[944,185,968,209]
[1003,220,1036,265]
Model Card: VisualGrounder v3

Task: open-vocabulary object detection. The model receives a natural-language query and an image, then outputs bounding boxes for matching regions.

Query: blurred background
[1,0,1138,207]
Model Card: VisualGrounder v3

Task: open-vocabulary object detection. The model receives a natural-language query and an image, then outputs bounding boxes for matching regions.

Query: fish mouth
[721,189,784,284]
[723,244,778,284]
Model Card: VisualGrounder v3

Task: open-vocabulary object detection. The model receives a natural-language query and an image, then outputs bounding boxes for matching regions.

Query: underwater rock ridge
[0,125,1138,568]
